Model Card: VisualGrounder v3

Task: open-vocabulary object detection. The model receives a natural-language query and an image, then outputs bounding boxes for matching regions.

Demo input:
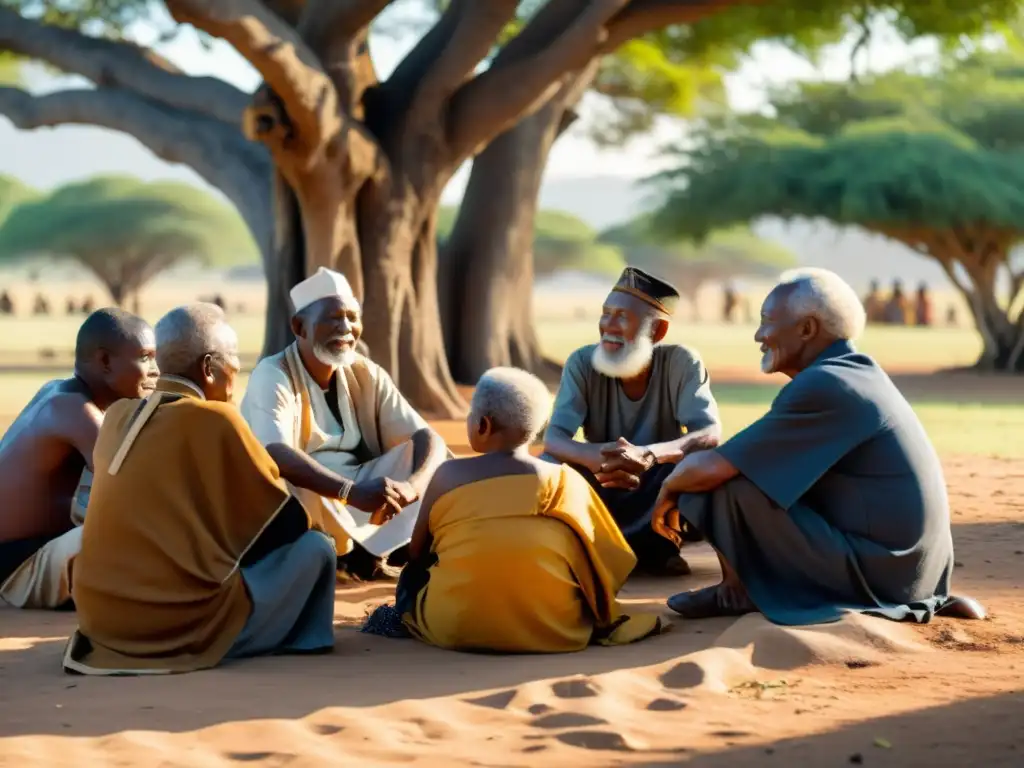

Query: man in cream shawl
[241,268,449,578]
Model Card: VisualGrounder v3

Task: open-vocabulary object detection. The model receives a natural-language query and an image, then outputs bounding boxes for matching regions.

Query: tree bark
[441,67,597,385]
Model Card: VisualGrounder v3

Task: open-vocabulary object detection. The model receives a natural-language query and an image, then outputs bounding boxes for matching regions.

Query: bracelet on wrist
[337,478,354,504]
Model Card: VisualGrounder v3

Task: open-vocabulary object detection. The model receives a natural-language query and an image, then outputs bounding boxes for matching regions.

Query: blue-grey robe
[679,339,954,625]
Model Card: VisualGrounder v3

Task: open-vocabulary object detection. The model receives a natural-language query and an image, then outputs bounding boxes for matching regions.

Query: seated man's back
[398,368,662,653]
[65,304,335,674]
[0,308,157,608]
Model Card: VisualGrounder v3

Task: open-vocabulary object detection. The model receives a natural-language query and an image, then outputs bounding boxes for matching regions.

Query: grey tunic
[681,339,954,625]
[546,344,720,565]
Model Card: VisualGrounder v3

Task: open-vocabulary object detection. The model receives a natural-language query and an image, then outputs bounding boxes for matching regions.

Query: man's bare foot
[667,582,755,619]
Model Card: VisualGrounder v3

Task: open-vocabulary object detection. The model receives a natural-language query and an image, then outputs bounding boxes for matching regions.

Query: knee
[301,530,339,570]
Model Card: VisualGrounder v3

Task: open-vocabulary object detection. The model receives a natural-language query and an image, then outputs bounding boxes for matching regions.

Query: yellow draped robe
[403,463,663,653]
[63,377,303,675]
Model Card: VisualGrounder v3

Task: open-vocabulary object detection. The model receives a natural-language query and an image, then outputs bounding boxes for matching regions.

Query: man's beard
[760,347,776,374]
[313,337,357,368]
[591,319,655,379]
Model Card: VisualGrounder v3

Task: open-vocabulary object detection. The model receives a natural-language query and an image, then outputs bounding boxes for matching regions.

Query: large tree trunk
[260,170,306,357]
[919,231,1024,372]
[441,69,595,386]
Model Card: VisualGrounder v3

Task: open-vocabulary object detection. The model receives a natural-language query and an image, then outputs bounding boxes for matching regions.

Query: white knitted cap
[289,267,359,313]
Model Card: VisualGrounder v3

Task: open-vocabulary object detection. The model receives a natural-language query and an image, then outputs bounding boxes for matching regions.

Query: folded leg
[227,529,337,658]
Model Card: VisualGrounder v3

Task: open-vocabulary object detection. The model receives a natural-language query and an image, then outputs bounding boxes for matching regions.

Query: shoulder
[350,354,392,386]
[40,390,101,429]
[778,361,870,411]
[424,457,467,502]
[563,345,596,377]
[168,398,250,435]
[248,352,291,385]
[658,344,706,371]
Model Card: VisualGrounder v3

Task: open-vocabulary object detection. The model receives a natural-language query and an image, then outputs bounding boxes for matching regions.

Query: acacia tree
[0,175,259,304]
[599,214,795,316]
[1,1,1021,414]
[650,58,1024,371]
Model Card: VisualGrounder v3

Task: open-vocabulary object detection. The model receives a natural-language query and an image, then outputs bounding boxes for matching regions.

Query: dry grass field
[0,272,1021,767]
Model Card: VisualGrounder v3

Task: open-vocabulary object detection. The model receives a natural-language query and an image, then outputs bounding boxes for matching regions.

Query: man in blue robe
[653,268,983,624]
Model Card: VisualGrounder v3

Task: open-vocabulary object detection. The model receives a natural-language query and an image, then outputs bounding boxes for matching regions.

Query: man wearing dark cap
[543,267,721,576]
[0,307,159,609]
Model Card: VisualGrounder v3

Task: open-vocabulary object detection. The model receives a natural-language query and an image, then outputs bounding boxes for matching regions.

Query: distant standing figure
[946,306,958,327]
[81,296,95,314]
[0,291,14,316]
[33,293,50,316]
[862,279,884,324]
[722,285,738,323]
[66,298,78,316]
[915,282,933,327]
[883,280,910,325]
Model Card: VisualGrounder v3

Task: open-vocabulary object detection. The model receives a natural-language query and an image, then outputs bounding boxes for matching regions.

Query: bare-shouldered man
[0,308,158,608]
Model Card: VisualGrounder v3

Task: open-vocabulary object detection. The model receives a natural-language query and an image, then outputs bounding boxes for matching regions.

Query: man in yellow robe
[64,304,336,675]
[241,268,449,580]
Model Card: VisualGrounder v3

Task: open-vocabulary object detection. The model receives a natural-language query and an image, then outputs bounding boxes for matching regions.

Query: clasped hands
[345,477,418,525]
[594,437,655,490]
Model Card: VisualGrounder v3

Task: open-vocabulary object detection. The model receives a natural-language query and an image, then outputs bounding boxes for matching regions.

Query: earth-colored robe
[241,344,449,557]
[679,340,955,626]
[401,463,662,652]
[64,377,311,674]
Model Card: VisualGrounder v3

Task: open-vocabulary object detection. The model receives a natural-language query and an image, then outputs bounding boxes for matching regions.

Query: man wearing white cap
[241,268,449,579]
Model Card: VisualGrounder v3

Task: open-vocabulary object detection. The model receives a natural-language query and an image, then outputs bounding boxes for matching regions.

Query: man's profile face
[104,326,159,399]
[204,325,242,403]
[754,287,811,376]
[297,296,363,368]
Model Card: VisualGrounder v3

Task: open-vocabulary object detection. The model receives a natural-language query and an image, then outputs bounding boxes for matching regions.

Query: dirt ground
[0,370,1021,766]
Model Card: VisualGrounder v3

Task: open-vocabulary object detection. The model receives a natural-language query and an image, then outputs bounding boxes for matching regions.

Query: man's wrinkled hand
[596,469,641,490]
[599,436,654,477]
[348,477,417,522]
[651,493,682,547]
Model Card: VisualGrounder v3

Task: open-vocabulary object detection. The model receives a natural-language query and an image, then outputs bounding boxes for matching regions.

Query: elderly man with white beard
[241,268,449,581]
[543,267,721,576]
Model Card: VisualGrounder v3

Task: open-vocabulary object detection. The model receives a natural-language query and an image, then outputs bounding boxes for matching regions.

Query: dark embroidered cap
[611,266,680,316]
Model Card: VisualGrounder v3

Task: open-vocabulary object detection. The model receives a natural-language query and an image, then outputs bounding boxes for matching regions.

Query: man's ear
[800,316,820,340]
[289,314,304,338]
[202,354,216,382]
[479,416,492,436]
[98,348,112,373]
[651,317,670,343]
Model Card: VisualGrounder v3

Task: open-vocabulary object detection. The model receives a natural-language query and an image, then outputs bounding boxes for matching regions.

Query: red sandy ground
[0,376,1021,767]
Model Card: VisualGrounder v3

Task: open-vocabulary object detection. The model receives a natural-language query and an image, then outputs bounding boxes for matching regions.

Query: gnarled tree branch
[0,85,273,253]
[0,7,247,125]
[166,0,337,154]
[602,0,753,52]
[447,0,629,160]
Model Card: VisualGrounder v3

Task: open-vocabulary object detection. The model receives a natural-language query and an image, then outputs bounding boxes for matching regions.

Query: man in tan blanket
[241,267,449,580]
[0,308,158,609]
[65,304,336,675]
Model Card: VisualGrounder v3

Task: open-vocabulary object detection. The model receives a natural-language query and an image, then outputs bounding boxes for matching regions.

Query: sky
[0,9,941,204]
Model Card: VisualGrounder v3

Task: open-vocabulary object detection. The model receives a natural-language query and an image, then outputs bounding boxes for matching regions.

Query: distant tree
[650,55,1024,372]
[599,215,795,317]
[0,174,37,227]
[0,176,259,305]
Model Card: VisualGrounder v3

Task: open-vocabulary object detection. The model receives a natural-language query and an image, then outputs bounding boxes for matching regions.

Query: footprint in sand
[528,703,553,715]
[309,723,344,736]
[646,698,688,712]
[463,688,518,710]
[226,752,295,764]
[555,730,636,752]
[659,661,706,690]
[551,678,599,698]
[531,712,607,729]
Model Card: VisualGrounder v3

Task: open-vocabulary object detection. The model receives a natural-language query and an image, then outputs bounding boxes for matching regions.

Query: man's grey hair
[470,367,552,443]
[155,303,239,376]
[776,268,866,341]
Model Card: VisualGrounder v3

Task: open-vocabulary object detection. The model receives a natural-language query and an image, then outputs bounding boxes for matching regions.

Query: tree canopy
[439,205,624,277]
[0,175,259,303]
[0,174,36,227]
[4,1,1024,411]
[650,52,1024,370]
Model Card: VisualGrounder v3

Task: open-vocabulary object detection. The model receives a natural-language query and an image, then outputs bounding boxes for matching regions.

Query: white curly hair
[776,268,866,341]
[470,367,553,444]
